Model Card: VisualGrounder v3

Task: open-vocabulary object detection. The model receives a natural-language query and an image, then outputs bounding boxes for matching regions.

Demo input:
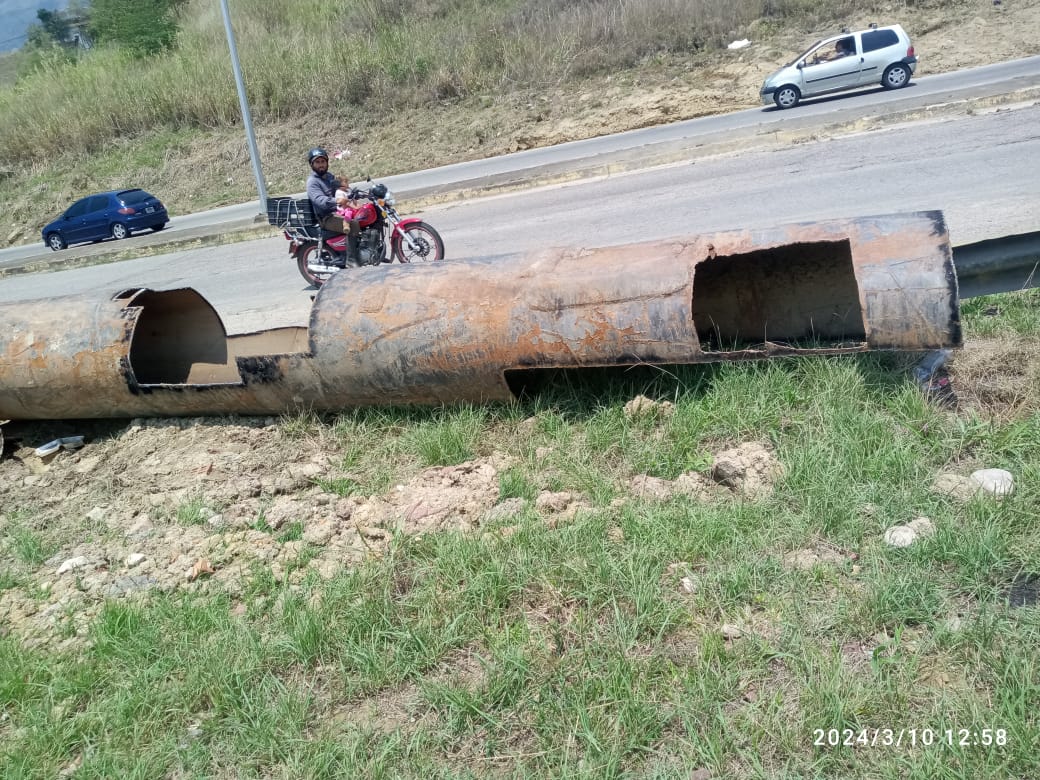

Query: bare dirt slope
[157,1,1040,206]
[0,412,795,649]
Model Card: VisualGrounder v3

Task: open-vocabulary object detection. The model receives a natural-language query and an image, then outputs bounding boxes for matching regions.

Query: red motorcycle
[266,181,445,288]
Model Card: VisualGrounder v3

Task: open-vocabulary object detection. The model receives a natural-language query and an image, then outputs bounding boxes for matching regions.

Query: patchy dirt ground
[1,332,1035,652]
[0,403,788,649]
[4,0,1040,244]
[2,318,1038,651]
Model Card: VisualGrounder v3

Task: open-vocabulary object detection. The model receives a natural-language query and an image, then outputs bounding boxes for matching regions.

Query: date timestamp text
[813,728,1008,748]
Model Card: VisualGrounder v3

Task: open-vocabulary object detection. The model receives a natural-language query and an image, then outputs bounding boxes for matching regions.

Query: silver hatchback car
[761,24,917,109]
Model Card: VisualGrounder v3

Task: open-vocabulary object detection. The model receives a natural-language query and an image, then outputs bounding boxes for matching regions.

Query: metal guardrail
[953,231,1040,299]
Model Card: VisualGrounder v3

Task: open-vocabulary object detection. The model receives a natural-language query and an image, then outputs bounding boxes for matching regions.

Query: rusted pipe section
[0,211,960,421]
[0,287,316,420]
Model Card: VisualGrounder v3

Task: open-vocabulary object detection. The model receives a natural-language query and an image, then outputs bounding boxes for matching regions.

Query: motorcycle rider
[305,147,361,266]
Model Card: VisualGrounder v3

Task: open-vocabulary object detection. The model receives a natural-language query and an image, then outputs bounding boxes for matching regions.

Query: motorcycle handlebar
[347,184,388,202]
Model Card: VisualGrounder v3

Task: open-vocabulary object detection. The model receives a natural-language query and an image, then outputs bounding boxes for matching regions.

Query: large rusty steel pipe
[0,211,961,421]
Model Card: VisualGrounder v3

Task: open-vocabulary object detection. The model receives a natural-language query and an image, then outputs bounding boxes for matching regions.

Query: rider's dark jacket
[306,171,340,219]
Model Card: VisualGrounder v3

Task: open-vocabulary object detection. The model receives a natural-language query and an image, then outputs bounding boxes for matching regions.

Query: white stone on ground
[970,468,1015,498]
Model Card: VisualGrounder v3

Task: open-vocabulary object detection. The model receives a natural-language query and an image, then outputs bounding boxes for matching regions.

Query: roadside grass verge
[1,290,1038,776]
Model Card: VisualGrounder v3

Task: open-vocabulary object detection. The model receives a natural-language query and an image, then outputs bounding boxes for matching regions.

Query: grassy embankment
[1,292,1038,775]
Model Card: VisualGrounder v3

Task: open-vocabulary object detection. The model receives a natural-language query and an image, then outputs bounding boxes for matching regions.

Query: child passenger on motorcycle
[334,188,359,222]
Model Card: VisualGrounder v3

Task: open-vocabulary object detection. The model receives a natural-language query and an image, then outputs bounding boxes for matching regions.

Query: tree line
[25,0,185,59]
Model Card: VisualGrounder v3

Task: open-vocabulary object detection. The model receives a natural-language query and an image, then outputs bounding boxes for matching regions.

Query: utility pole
[219,0,267,215]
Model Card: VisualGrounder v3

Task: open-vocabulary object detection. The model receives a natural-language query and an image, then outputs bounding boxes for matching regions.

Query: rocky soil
[0,402,791,650]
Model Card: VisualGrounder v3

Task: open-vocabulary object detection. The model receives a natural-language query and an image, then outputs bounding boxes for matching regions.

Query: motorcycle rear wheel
[296,242,336,288]
[393,222,445,264]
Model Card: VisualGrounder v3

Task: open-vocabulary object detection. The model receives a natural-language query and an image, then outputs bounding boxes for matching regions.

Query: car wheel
[151,223,166,232]
[773,85,800,109]
[111,222,129,240]
[46,233,67,251]
[882,64,910,89]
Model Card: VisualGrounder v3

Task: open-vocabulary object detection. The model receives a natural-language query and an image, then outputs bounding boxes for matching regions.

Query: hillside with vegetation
[2,0,1039,247]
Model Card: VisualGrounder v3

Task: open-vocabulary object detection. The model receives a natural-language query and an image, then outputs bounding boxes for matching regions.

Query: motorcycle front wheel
[296,242,336,288]
[392,222,445,264]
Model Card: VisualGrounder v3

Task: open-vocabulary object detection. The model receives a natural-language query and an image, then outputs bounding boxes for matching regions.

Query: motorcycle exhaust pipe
[0,211,960,420]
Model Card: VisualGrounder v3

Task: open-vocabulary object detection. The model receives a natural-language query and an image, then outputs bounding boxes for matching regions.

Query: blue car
[41,189,169,251]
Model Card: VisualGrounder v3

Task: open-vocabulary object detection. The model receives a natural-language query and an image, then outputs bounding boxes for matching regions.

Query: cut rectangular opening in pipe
[127,290,241,385]
[691,240,866,352]
[229,329,310,359]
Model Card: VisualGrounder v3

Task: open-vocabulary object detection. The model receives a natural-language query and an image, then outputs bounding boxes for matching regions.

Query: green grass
[2,290,1038,776]
[3,515,58,568]
[173,490,215,526]
[0,569,22,592]
[498,467,538,502]
[960,289,1040,338]
[0,50,23,88]
[403,405,487,467]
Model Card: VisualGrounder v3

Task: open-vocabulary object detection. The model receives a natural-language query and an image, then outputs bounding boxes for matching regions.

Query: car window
[788,39,824,66]
[808,40,831,57]
[808,36,855,64]
[87,195,110,212]
[862,29,899,53]
[118,189,150,205]
[65,198,91,218]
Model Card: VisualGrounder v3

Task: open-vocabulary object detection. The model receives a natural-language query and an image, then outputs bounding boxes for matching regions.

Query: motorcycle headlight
[384,191,395,206]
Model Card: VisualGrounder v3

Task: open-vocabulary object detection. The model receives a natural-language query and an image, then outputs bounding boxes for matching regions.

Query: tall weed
[0,0,876,164]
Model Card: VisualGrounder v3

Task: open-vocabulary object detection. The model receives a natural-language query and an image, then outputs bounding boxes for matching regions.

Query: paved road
[2,100,1037,334]
[3,54,1039,268]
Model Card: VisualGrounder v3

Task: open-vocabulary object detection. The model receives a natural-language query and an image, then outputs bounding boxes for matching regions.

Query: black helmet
[307,147,329,165]
[370,183,388,199]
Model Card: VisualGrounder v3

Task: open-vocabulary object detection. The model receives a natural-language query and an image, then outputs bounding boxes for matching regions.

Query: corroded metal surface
[0,288,318,419]
[0,211,961,420]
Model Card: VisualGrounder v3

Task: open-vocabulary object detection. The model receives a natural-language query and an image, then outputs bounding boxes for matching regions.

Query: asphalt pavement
[3,55,1040,277]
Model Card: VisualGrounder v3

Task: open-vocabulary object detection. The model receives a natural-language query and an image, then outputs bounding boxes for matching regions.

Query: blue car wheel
[46,233,67,251]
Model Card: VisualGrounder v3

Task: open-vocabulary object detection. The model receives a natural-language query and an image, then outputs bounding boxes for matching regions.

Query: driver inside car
[816,38,853,63]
